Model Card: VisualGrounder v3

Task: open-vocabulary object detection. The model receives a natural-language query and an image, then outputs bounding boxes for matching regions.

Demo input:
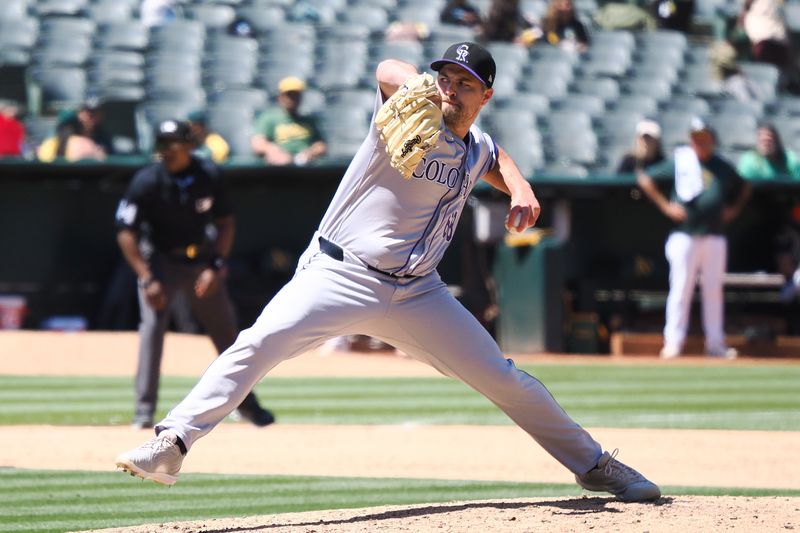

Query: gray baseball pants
[135,253,259,421]
[157,241,603,475]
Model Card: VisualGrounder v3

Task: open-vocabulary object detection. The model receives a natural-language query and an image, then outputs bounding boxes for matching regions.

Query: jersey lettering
[116,199,138,225]
[443,211,458,241]
[412,157,461,189]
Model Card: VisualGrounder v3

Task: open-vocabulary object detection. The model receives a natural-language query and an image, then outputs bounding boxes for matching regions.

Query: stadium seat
[298,87,327,115]
[554,93,606,117]
[326,88,375,112]
[0,0,30,21]
[623,78,673,102]
[28,66,87,112]
[595,110,645,146]
[493,93,550,115]
[393,6,441,28]
[33,37,93,66]
[369,40,424,68]
[579,47,631,78]
[95,21,149,51]
[36,0,88,17]
[236,5,286,32]
[636,29,688,53]
[208,87,268,112]
[519,75,569,99]
[207,104,256,157]
[539,161,589,178]
[662,95,711,116]
[23,115,58,148]
[709,113,758,149]
[492,127,545,176]
[771,115,800,151]
[0,16,38,48]
[590,30,635,51]
[88,2,133,24]
[340,5,389,33]
[570,76,620,103]
[318,23,371,42]
[713,97,764,119]
[148,20,205,52]
[526,58,574,83]
[184,4,237,30]
[738,61,779,103]
[39,16,96,40]
[318,105,371,143]
[773,95,800,116]
[658,111,696,150]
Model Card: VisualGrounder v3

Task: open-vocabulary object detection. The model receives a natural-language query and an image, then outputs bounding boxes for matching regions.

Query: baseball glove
[375,73,444,179]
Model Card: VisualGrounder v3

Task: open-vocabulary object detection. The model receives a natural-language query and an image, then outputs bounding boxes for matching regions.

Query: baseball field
[1,331,799,532]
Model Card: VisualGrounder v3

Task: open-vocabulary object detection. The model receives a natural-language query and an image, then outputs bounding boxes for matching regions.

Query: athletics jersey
[317,88,498,277]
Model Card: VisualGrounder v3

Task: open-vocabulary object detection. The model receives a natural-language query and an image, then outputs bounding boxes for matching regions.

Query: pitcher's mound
[77,495,798,532]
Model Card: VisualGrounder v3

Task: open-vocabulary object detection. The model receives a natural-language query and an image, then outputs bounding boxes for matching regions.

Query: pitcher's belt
[318,236,419,279]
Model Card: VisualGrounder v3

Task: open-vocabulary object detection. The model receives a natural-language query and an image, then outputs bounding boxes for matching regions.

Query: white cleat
[115,431,184,486]
[659,345,681,360]
[575,450,661,502]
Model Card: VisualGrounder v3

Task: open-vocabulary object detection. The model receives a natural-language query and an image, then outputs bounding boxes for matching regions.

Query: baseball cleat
[233,405,276,427]
[575,450,661,502]
[115,431,184,486]
[659,345,681,359]
[706,347,738,360]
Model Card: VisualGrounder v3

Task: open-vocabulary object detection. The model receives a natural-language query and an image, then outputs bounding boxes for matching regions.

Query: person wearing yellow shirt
[37,110,106,163]
[187,110,230,164]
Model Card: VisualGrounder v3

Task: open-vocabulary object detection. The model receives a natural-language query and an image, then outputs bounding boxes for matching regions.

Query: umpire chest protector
[117,156,233,254]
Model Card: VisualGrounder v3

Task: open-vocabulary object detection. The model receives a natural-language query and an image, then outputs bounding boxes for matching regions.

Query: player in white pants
[638,118,751,358]
[116,42,660,502]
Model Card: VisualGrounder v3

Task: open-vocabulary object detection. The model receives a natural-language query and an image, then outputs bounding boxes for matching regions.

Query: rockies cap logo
[456,44,469,62]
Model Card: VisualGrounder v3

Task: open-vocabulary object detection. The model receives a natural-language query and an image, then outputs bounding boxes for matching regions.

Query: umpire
[115,119,274,429]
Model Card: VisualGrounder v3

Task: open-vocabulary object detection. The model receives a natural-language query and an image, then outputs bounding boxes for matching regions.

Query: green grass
[1,364,799,430]
[2,363,800,532]
[1,469,798,533]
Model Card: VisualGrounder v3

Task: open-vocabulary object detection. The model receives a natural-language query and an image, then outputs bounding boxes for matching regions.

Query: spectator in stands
[617,119,665,173]
[187,110,230,164]
[636,117,751,360]
[737,122,800,180]
[226,16,256,38]
[649,0,694,33]
[140,0,180,28]
[482,0,542,46]
[738,0,794,68]
[540,0,590,53]
[37,110,106,163]
[251,77,327,166]
[77,97,115,156]
[737,123,800,301]
[709,40,762,103]
[441,0,484,34]
[0,100,25,158]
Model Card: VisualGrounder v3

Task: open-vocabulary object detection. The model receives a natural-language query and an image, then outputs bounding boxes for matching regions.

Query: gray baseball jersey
[156,83,604,477]
[318,89,497,276]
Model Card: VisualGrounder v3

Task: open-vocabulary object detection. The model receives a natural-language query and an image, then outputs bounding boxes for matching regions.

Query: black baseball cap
[430,42,496,88]
[155,119,192,144]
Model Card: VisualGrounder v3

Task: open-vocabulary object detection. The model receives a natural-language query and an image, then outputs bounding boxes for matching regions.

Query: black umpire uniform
[115,119,274,429]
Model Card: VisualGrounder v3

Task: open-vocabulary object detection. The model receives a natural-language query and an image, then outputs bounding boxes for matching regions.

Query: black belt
[318,236,418,279]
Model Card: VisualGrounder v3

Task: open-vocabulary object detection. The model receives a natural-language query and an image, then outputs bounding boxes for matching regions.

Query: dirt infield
[80,496,799,533]
[2,331,799,532]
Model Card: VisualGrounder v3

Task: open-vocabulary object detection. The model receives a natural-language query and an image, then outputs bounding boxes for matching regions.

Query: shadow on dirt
[199,496,672,533]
